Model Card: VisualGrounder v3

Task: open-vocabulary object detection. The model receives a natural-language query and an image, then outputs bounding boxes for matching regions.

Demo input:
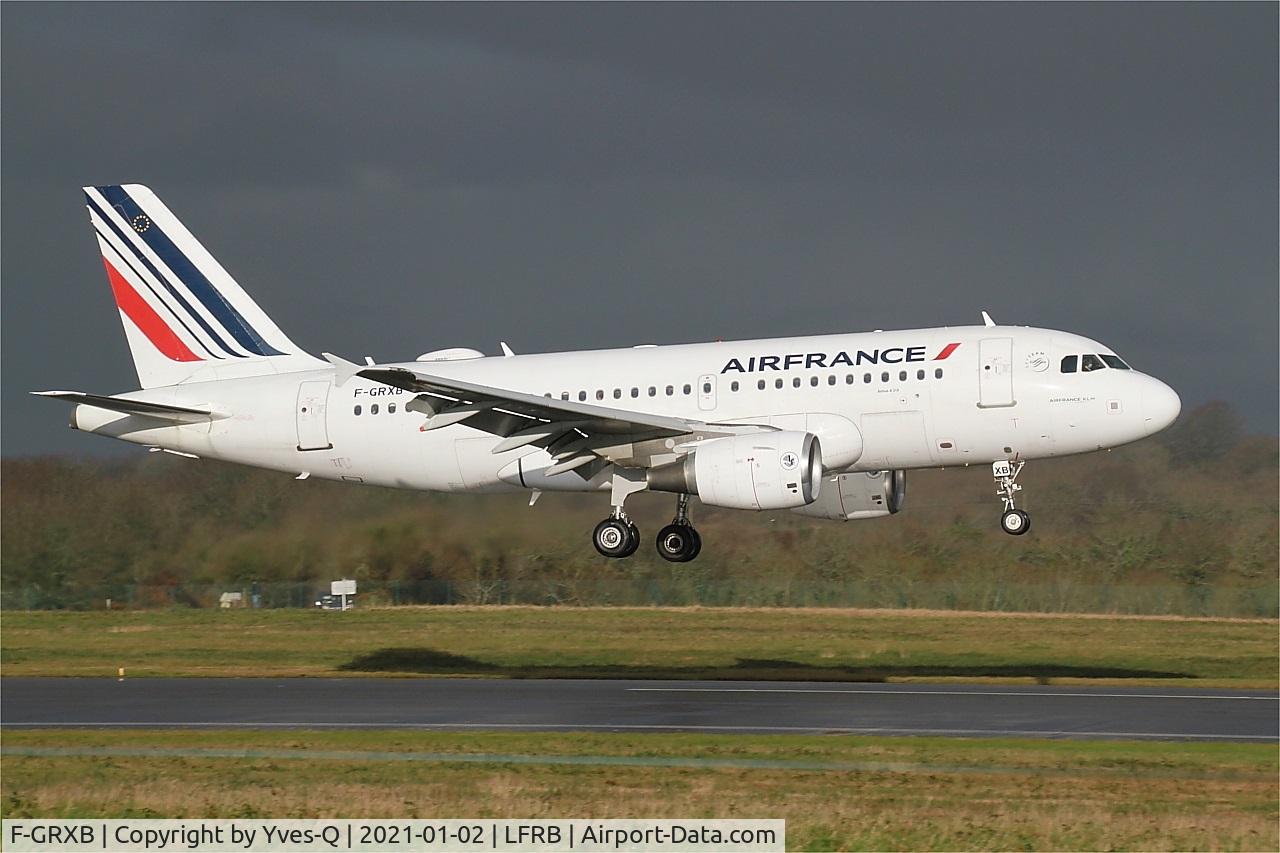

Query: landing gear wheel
[686,527,702,561]
[1000,509,1031,536]
[656,524,700,562]
[594,518,640,558]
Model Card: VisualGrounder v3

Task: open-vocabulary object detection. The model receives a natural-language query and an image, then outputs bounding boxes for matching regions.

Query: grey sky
[3,3,1276,456]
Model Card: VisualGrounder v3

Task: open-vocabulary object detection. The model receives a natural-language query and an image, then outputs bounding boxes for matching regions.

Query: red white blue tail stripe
[83,184,320,388]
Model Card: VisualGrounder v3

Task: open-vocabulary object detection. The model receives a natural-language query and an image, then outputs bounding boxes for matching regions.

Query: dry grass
[2,730,1275,851]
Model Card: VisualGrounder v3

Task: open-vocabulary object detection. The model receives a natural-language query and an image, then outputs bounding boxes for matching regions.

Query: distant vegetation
[3,402,1276,615]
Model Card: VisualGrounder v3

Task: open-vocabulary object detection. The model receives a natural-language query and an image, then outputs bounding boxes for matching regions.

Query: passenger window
[898,370,907,381]
[596,390,604,400]
[792,377,801,388]
[702,382,711,393]
[1081,354,1105,372]
[371,404,379,415]
[354,405,362,416]
[560,392,569,401]
[757,379,766,390]
[881,372,890,383]
[808,376,817,387]
[1100,354,1130,370]
[775,378,784,389]
[578,391,587,401]
[846,374,855,384]
[916,369,925,380]
[864,373,871,384]
[648,386,656,397]
[388,403,397,414]
[828,375,836,386]
[1061,355,1078,373]
[666,385,674,396]
[682,384,691,395]
[630,388,639,398]
[613,389,622,399]
[934,368,943,379]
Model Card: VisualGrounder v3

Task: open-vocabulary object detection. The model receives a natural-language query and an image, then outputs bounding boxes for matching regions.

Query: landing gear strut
[593,468,645,559]
[993,459,1031,536]
[656,493,701,562]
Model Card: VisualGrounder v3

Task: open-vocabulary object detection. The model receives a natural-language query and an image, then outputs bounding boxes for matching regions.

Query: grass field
[2,606,1275,686]
[2,729,1275,851]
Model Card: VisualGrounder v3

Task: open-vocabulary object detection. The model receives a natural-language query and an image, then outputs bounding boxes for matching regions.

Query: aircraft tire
[656,524,699,562]
[594,518,639,558]
[686,527,702,561]
[1000,509,1031,536]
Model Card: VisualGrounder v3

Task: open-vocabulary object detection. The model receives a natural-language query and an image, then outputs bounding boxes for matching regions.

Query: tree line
[2,402,1275,614]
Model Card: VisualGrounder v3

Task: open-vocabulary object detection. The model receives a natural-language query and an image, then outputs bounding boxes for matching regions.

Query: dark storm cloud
[3,3,1276,456]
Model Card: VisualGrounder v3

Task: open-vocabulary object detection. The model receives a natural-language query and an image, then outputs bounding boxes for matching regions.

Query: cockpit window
[1081,354,1105,372]
[1100,354,1130,370]
[1061,355,1078,373]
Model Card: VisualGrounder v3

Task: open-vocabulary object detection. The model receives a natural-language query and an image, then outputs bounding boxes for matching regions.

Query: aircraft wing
[350,360,763,477]
[31,391,225,424]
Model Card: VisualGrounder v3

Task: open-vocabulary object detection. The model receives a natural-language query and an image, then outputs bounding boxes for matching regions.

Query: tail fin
[83,184,323,388]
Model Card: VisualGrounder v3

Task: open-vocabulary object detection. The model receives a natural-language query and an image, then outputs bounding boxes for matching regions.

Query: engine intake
[648,431,822,511]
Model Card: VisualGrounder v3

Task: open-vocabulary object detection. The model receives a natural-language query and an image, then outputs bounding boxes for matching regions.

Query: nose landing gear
[656,493,701,562]
[993,459,1031,536]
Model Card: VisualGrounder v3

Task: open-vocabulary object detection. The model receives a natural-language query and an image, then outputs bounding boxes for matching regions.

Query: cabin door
[296,380,333,451]
[977,338,1015,408]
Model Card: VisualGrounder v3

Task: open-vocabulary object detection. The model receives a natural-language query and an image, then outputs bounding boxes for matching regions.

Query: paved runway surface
[3,678,1276,741]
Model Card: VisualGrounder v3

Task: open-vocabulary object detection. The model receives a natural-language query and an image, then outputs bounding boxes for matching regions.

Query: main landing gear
[993,459,1031,536]
[655,493,701,563]
[591,485,702,562]
[592,513,640,558]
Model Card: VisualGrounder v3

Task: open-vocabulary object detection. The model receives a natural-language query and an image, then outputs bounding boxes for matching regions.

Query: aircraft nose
[1142,378,1181,434]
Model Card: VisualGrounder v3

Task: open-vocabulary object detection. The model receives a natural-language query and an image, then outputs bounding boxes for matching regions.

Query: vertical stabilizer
[83,184,323,388]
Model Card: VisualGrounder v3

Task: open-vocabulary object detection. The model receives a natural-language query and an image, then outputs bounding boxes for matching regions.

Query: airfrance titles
[721,343,959,374]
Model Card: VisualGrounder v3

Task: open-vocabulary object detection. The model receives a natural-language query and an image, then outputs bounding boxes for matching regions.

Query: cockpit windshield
[1100,354,1130,370]
[1061,353,1131,373]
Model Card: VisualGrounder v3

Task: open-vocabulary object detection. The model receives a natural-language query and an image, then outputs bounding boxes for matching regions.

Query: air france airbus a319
[37,185,1182,562]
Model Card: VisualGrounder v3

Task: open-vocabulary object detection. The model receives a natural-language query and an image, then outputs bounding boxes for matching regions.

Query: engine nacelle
[791,470,906,520]
[648,431,822,510]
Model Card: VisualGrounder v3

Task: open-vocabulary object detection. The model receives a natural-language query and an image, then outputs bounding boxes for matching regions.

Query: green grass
[2,606,1275,686]
[2,729,1275,851]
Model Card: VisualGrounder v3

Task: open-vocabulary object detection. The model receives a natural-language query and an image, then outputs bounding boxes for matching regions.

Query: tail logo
[130,214,151,233]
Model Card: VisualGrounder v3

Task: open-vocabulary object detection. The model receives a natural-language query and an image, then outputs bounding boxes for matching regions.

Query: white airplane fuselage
[74,324,1180,493]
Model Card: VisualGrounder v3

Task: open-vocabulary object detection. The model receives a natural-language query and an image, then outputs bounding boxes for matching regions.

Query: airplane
[35,184,1182,562]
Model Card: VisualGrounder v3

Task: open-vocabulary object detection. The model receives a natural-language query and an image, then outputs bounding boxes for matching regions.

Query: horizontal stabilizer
[31,391,225,424]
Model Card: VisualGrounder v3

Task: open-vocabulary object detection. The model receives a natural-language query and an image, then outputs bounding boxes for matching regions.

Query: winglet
[500,342,515,357]
[981,311,996,327]
[322,352,363,387]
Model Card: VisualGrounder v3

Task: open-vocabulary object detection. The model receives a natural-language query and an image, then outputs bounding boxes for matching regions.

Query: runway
[2,678,1276,741]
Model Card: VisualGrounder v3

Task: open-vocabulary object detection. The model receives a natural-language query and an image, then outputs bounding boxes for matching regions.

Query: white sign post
[331,579,357,610]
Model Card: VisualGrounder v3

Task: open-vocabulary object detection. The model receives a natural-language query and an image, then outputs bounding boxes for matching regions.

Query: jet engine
[647,431,822,510]
[790,470,906,520]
